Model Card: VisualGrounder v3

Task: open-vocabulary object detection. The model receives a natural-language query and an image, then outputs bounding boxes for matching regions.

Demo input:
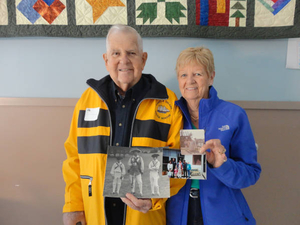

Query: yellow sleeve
[62,100,84,213]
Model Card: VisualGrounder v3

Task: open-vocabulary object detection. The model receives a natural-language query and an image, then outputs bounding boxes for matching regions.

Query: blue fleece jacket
[166,86,261,225]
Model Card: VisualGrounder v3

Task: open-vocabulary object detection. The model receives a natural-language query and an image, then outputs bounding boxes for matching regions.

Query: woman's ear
[210,71,216,86]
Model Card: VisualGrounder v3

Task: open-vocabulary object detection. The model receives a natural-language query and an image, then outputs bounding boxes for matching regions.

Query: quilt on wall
[0,0,299,38]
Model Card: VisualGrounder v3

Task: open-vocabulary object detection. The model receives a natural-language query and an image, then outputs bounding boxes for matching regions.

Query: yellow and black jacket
[62,74,184,225]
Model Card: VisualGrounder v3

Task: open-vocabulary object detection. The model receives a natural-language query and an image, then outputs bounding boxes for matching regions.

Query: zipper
[80,175,93,197]
[124,97,166,225]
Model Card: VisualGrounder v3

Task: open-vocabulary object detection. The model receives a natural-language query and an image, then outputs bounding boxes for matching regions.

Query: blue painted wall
[0,37,299,101]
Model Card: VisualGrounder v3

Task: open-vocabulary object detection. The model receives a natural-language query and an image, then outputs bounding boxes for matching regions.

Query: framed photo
[103,146,170,198]
[180,129,205,155]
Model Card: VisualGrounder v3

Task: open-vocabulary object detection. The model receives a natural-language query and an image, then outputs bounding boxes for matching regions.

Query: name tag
[84,107,100,121]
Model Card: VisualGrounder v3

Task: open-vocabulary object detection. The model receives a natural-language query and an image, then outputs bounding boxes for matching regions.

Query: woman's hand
[200,139,227,168]
[121,193,152,213]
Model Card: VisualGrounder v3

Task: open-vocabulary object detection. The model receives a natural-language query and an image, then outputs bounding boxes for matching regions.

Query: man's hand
[63,211,86,225]
[121,193,152,213]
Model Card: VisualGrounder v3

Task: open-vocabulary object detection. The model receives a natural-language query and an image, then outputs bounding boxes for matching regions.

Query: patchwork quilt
[0,0,299,38]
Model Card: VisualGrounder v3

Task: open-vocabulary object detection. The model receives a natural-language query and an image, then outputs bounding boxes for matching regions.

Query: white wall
[0,37,299,101]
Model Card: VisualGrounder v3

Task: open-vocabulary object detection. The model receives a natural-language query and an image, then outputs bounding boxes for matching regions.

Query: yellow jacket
[62,74,185,225]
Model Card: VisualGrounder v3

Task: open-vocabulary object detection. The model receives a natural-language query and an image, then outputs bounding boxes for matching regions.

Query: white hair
[106,25,143,52]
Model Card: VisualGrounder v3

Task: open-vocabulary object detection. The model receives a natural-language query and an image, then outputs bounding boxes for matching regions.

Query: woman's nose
[187,75,195,84]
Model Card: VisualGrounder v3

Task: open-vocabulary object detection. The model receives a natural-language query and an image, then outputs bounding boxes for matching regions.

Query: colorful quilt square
[254,0,296,27]
[229,0,247,27]
[196,0,247,27]
[135,0,187,25]
[196,0,230,26]
[16,0,67,25]
[75,0,127,25]
[0,0,8,25]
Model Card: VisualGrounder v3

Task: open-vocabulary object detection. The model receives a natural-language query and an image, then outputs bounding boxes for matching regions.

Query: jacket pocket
[80,175,93,197]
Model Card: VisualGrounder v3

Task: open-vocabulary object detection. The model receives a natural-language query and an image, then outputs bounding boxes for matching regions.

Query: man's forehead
[107,32,140,51]
[108,46,138,52]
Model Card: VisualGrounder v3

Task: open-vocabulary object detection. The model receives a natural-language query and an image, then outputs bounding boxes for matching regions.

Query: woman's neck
[187,100,199,128]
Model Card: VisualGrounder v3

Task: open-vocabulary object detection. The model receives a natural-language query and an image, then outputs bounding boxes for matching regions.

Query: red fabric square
[33,0,66,24]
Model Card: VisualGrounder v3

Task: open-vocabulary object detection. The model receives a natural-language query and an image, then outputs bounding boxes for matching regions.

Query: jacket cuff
[149,198,166,211]
[63,203,84,213]
[209,158,232,176]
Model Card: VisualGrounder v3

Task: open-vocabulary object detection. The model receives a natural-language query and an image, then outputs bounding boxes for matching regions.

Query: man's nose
[120,54,130,64]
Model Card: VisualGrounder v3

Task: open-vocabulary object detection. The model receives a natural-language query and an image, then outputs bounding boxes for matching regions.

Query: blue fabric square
[17,0,40,24]
[43,0,56,6]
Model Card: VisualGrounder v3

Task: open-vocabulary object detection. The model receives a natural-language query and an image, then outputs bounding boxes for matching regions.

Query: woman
[167,160,174,172]
[177,160,183,178]
[166,47,261,225]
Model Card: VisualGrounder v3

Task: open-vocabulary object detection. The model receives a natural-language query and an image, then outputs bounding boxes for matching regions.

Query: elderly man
[62,25,183,225]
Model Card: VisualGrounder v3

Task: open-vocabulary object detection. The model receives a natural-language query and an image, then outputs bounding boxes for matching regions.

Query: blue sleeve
[210,109,261,189]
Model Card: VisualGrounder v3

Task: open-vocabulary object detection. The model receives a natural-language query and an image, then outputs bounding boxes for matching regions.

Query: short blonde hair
[176,47,215,77]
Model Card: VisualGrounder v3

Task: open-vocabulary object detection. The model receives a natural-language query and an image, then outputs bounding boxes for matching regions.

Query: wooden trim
[230,101,300,110]
[1,98,300,110]
[0,98,78,107]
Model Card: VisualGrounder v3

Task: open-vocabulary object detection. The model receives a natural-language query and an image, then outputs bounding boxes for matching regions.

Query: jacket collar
[87,73,168,102]
[175,86,219,128]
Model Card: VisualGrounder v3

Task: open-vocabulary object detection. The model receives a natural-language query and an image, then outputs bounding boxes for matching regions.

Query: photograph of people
[172,158,177,178]
[167,160,173,174]
[167,169,173,178]
[173,166,178,178]
[103,147,171,199]
[187,162,191,178]
[166,47,261,225]
[177,159,183,178]
[62,24,184,225]
[148,153,161,196]
[110,156,126,195]
[182,160,187,178]
[128,148,144,196]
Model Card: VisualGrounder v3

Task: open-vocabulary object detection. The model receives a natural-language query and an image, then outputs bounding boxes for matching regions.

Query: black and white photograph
[163,148,207,180]
[180,129,205,155]
[103,146,170,198]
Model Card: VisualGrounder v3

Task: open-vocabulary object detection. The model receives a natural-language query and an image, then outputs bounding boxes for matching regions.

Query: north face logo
[218,125,230,131]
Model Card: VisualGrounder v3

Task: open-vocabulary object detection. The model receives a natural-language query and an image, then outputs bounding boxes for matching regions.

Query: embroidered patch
[155,100,172,120]
[0,0,8,25]
[16,0,67,25]
[254,0,296,27]
[75,0,127,25]
[136,0,187,25]
[218,125,230,131]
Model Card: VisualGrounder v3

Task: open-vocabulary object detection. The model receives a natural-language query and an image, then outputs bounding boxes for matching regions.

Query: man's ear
[103,53,108,66]
[141,52,148,69]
